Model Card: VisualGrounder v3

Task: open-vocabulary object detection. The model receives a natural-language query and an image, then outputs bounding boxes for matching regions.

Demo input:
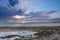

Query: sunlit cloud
[17,20,28,23]
[12,15,26,19]
[24,9,33,14]
[8,20,28,24]
[17,20,51,23]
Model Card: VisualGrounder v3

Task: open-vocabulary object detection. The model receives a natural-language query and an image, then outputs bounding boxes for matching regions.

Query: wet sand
[0,26,60,32]
[0,26,60,40]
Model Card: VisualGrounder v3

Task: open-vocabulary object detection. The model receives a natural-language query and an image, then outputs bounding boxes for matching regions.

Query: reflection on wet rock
[0,30,60,40]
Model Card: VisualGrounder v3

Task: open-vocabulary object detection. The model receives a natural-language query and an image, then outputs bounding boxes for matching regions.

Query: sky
[0,0,60,24]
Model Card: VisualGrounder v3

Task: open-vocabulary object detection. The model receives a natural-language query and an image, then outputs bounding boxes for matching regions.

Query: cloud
[0,0,60,24]
[47,11,57,14]
[9,0,19,7]
[49,11,60,18]
[0,0,18,17]
[12,15,27,19]
[7,11,52,23]
[6,11,60,24]
[15,0,35,14]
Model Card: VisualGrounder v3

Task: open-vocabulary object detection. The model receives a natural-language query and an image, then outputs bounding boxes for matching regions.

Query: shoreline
[0,26,60,32]
[0,23,60,27]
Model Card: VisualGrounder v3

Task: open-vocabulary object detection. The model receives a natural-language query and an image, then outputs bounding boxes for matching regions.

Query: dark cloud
[0,7,14,17]
[50,18,60,22]
[47,11,57,14]
[0,0,25,18]
[25,11,59,21]
[26,12,42,17]
[26,11,53,17]
[16,9,25,15]
[0,0,15,17]
[0,0,24,24]
[9,0,19,7]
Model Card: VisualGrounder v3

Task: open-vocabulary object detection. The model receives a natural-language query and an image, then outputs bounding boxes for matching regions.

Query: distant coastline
[0,23,60,27]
